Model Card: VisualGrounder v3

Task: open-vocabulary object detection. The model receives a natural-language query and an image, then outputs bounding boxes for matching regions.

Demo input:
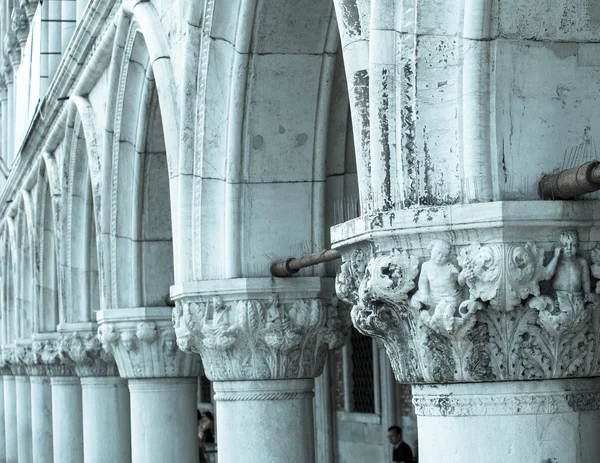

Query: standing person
[387,425,414,463]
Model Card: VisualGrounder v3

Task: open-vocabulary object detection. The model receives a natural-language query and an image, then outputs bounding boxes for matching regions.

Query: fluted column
[171,278,350,463]
[97,307,201,463]
[333,203,600,462]
[58,328,131,463]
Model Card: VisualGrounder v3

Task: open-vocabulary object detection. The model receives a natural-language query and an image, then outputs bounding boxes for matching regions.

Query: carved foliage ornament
[173,296,350,381]
[98,322,199,378]
[336,231,600,383]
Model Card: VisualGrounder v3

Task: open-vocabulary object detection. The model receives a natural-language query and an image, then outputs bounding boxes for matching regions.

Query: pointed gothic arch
[100,12,175,309]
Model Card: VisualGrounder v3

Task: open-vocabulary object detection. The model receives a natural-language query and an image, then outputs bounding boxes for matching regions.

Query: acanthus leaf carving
[59,332,118,377]
[173,294,350,381]
[336,229,600,384]
[98,321,199,378]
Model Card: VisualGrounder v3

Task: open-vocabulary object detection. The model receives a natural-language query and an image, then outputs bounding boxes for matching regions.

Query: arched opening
[39,176,59,332]
[64,120,100,323]
[109,29,174,309]
[2,228,15,344]
[17,209,33,339]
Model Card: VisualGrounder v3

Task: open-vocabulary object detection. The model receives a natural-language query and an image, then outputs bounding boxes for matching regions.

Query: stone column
[97,307,202,463]
[332,203,600,463]
[15,376,32,463]
[413,378,600,463]
[29,376,52,463]
[171,278,349,463]
[2,374,16,463]
[58,329,131,463]
[29,335,83,463]
[128,378,197,462]
[51,377,83,462]
[80,377,130,463]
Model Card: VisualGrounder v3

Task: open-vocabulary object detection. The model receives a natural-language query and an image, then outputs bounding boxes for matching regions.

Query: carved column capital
[333,202,600,384]
[3,32,21,68]
[96,307,201,378]
[29,335,76,376]
[19,0,39,22]
[57,331,118,377]
[171,278,350,381]
[10,7,29,49]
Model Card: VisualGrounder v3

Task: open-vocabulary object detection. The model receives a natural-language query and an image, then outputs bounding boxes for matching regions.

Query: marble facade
[0,0,598,463]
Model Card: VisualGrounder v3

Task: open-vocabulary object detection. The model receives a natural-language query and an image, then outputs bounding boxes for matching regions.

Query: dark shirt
[393,441,413,463]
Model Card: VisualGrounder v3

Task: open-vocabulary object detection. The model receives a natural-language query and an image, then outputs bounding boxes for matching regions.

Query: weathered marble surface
[333,201,600,384]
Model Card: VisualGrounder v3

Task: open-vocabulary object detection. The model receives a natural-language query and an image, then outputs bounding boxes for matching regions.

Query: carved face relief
[559,230,578,259]
[121,332,138,352]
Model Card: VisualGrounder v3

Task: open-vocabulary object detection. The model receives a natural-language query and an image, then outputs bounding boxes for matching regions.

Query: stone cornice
[171,278,350,381]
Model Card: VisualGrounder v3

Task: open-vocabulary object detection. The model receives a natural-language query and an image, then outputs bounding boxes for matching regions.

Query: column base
[413,377,600,463]
[214,379,316,463]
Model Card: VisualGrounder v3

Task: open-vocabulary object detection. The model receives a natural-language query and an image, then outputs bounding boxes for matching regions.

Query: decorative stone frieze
[332,201,600,384]
[170,278,350,381]
[10,7,29,48]
[96,307,201,378]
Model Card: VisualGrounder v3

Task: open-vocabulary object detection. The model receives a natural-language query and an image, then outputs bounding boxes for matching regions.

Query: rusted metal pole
[539,161,600,200]
[270,249,341,277]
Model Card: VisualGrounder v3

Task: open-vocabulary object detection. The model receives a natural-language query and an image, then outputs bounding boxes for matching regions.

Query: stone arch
[3,217,17,344]
[101,13,175,309]
[59,110,101,324]
[35,156,62,332]
[181,0,358,280]
[15,190,35,339]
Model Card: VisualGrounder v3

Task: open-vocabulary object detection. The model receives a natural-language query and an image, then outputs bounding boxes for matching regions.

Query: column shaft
[81,377,131,463]
[51,377,83,463]
[0,378,5,463]
[214,379,316,463]
[128,378,199,463]
[413,378,600,463]
[15,377,32,463]
[30,376,53,463]
[3,377,16,463]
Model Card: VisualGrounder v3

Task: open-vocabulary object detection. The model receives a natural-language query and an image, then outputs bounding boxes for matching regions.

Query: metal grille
[350,327,375,413]
[332,347,346,410]
[199,373,212,403]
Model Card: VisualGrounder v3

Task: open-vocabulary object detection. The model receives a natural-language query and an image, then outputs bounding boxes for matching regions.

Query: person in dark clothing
[387,425,414,463]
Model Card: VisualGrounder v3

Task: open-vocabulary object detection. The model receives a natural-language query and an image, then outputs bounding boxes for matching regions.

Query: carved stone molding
[96,307,201,378]
[171,278,350,381]
[412,378,600,417]
[332,202,600,384]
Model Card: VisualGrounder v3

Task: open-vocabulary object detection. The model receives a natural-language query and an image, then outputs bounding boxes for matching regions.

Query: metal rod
[270,249,341,277]
[539,161,600,200]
